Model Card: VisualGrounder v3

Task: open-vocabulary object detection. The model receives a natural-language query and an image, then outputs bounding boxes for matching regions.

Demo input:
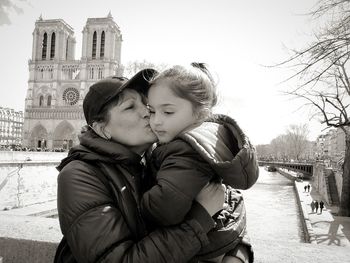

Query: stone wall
[0,151,66,162]
[313,163,329,203]
[334,169,343,199]
[312,162,342,204]
[0,152,62,210]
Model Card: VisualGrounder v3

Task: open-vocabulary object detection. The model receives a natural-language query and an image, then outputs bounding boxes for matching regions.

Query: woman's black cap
[83,68,157,125]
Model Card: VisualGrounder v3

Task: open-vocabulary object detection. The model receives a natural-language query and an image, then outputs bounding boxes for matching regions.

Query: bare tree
[279,0,350,216]
[122,60,167,79]
[255,144,273,160]
[0,0,27,26]
[285,124,310,161]
[270,135,289,160]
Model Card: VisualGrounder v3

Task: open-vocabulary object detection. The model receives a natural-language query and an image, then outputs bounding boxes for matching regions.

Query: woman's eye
[164,112,174,115]
[125,105,134,110]
[149,110,155,114]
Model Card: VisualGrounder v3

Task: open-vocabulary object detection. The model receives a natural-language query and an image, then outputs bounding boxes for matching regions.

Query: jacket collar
[57,129,142,171]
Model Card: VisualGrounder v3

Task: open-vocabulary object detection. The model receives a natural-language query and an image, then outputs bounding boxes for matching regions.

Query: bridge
[258,161,314,178]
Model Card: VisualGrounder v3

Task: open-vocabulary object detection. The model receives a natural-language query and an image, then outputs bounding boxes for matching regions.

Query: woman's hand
[195,183,225,216]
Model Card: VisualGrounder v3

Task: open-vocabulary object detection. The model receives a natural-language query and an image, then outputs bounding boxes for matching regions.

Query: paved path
[295,181,350,247]
[0,200,57,216]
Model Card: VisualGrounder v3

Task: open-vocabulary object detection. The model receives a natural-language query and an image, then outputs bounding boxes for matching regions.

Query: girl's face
[148,80,199,143]
[104,89,157,152]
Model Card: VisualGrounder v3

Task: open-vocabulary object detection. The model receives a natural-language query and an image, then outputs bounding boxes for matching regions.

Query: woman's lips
[145,124,153,132]
[155,130,166,136]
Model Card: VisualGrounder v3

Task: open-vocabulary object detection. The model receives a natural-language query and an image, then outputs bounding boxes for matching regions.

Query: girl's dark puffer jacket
[54,129,216,263]
[142,114,259,226]
[141,114,259,260]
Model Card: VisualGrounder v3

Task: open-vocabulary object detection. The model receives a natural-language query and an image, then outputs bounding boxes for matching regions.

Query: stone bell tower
[79,12,123,81]
[23,13,123,150]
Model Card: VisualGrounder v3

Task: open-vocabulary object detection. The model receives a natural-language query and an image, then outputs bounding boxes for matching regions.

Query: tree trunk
[338,134,350,216]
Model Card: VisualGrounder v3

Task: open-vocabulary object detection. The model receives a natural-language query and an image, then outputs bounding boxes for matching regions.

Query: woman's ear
[102,126,112,140]
[91,122,111,140]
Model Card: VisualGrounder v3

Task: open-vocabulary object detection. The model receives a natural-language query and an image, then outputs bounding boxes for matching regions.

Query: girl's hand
[195,183,225,216]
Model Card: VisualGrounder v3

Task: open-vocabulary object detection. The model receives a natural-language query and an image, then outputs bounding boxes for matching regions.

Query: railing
[0,160,60,168]
[259,160,314,177]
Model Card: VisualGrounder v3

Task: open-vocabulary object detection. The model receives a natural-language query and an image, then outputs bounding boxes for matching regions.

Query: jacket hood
[57,129,142,171]
[179,114,259,189]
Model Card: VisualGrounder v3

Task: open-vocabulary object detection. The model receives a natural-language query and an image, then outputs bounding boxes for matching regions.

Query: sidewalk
[0,200,57,216]
[295,181,350,247]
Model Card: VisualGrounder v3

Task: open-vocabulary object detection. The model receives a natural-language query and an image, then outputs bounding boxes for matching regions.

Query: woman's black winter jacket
[54,129,215,263]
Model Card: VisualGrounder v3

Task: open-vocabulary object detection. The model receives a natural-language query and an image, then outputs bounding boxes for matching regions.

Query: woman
[54,69,251,262]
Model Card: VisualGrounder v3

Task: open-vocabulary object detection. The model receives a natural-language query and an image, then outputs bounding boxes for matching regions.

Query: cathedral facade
[23,13,122,150]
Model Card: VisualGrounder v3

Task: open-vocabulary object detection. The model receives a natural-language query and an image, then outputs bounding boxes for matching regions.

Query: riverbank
[294,180,350,247]
[277,167,350,247]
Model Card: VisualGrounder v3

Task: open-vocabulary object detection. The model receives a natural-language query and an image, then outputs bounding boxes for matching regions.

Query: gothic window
[89,67,94,79]
[66,38,69,59]
[47,95,52,106]
[50,32,56,59]
[42,33,47,59]
[39,95,44,107]
[98,68,103,79]
[92,31,97,59]
[100,31,105,58]
[62,87,79,105]
[68,68,73,79]
[50,68,53,79]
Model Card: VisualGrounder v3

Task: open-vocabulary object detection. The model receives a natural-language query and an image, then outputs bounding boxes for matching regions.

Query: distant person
[143,63,259,262]
[314,200,319,214]
[307,184,311,192]
[320,200,325,214]
[310,201,315,213]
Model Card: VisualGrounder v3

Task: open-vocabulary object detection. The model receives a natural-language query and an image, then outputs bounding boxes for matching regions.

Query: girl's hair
[149,62,218,120]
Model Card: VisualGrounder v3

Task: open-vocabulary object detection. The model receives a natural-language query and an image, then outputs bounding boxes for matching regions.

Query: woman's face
[104,89,157,151]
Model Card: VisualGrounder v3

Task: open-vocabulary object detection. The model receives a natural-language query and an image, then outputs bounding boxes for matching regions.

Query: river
[243,167,305,243]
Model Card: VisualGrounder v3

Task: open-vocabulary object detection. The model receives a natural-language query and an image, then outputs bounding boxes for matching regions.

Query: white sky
[0,0,327,144]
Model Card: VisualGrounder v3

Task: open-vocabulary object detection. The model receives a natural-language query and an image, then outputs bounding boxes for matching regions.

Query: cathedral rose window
[63,87,79,105]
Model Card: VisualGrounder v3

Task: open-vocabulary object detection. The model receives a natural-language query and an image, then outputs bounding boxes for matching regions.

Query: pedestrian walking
[304,185,307,192]
[314,200,319,214]
[320,200,325,214]
[310,201,315,213]
[307,184,311,192]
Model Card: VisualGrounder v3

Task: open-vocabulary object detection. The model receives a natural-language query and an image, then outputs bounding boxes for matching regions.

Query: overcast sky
[0,0,326,144]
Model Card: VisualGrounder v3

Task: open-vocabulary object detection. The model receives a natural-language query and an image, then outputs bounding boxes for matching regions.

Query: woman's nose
[140,104,150,118]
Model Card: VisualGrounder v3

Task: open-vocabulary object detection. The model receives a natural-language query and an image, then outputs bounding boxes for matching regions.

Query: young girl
[141,63,259,263]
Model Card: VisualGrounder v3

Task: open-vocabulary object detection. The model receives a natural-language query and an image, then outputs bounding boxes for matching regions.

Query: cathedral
[23,13,122,150]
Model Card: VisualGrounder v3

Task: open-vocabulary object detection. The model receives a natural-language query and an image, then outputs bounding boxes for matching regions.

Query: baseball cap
[83,68,157,125]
